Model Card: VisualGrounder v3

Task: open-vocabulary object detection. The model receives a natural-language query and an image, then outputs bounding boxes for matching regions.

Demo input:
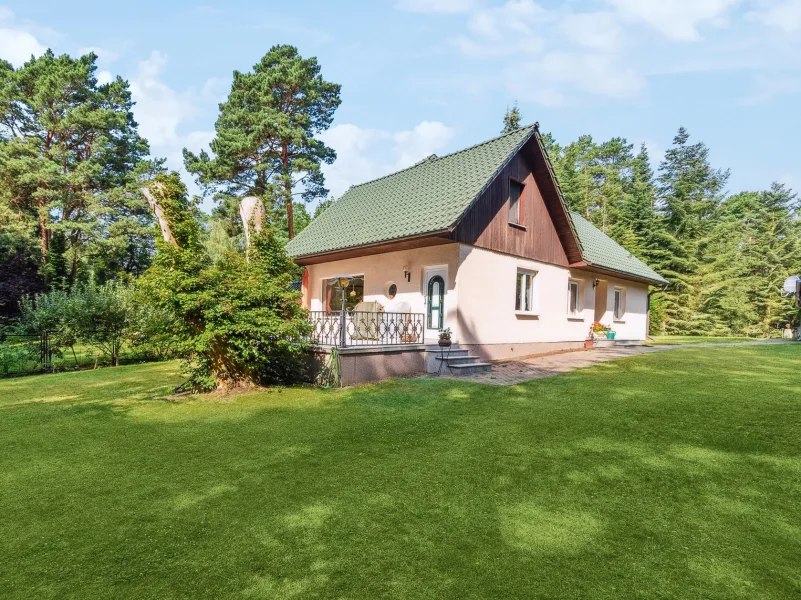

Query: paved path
[433,339,790,386]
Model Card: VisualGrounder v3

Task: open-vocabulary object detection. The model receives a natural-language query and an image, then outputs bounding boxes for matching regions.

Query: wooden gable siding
[449,137,575,266]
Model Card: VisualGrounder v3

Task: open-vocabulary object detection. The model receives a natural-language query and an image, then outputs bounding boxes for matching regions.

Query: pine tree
[502,101,521,133]
[702,184,801,335]
[0,51,152,287]
[184,45,341,240]
[655,128,730,334]
[658,127,729,240]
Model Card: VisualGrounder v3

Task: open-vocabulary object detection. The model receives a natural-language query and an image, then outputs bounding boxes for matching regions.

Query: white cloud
[760,0,801,33]
[508,52,646,106]
[96,70,113,85]
[606,0,740,41]
[128,50,218,202]
[738,73,801,105]
[393,121,455,168]
[0,28,46,66]
[320,121,455,198]
[396,0,473,14]
[130,51,201,149]
[0,8,46,67]
[559,12,625,52]
[76,45,120,64]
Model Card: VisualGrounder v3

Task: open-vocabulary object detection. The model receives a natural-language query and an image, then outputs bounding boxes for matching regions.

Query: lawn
[648,335,756,345]
[1,346,800,599]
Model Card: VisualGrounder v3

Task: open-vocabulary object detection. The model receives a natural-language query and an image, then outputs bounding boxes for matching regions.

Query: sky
[2,0,800,212]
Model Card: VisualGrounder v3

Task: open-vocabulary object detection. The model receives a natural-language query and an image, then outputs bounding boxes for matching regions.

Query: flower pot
[438,339,452,347]
[584,339,594,349]
[605,331,616,340]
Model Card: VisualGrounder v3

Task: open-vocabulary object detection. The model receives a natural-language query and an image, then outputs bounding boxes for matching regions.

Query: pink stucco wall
[455,245,649,346]
[304,243,649,349]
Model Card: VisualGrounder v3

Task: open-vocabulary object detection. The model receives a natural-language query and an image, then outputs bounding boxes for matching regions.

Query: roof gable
[285,125,537,259]
[287,123,668,286]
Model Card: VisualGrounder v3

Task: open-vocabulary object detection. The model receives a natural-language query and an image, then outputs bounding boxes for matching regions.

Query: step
[447,362,493,375]
[438,356,483,366]
[424,343,460,351]
[614,340,645,347]
[427,349,470,359]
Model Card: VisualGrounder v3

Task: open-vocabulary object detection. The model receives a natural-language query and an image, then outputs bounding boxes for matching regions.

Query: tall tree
[139,172,310,391]
[657,127,729,240]
[0,51,152,287]
[184,45,341,239]
[702,183,801,334]
[502,101,521,133]
[655,127,730,333]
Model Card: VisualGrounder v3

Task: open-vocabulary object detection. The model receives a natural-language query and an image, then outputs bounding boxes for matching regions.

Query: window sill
[567,316,585,322]
[614,319,626,324]
[508,222,527,231]
[515,311,539,318]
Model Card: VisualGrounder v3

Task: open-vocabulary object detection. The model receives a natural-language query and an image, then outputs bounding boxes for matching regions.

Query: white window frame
[567,279,581,317]
[515,269,539,315]
[613,287,625,321]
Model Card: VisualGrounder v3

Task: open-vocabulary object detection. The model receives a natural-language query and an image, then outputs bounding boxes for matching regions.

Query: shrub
[139,173,310,392]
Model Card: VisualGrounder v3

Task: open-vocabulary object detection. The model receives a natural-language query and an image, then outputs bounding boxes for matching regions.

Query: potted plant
[438,327,452,347]
[590,321,610,340]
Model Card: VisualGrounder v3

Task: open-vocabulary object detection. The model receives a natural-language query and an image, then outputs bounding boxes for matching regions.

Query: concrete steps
[425,343,492,376]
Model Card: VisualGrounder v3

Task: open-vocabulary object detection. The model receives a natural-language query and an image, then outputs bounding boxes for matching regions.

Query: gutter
[570,260,668,287]
[289,228,453,262]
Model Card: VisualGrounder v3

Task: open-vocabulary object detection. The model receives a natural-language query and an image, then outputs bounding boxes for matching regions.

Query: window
[613,287,625,320]
[515,270,538,314]
[323,276,364,311]
[509,180,524,225]
[568,280,581,317]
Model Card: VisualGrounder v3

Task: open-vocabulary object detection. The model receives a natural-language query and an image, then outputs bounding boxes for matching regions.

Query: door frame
[423,265,448,339]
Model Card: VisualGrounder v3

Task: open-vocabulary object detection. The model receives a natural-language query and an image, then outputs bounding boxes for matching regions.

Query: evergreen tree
[139,173,310,391]
[657,127,729,240]
[184,45,341,240]
[655,128,730,333]
[502,101,521,133]
[702,184,801,334]
[0,51,152,287]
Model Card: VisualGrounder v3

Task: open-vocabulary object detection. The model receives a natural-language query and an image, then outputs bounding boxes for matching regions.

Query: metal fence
[0,331,52,375]
[307,311,425,347]
[0,329,170,377]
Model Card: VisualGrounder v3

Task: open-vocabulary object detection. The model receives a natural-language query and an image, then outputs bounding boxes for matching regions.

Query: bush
[139,173,310,392]
[16,281,168,366]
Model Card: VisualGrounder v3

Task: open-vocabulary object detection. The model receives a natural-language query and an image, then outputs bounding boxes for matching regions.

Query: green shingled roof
[287,124,667,285]
[286,125,537,258]
[569,211,668,285]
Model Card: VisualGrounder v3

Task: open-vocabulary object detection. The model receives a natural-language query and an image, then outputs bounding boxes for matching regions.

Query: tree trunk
[69,245,79,285]
[38,201,49,263]
[282,143,294,239]
[141,184,179,248]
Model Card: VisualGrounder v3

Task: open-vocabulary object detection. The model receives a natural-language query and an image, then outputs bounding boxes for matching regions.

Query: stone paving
[432,339,789,386]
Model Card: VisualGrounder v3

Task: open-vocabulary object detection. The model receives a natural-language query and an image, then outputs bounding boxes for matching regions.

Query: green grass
[1,347,800,599]
[649,335,756,345]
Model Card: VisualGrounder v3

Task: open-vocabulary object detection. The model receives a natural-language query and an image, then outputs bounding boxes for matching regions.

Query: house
[287,124,668,385]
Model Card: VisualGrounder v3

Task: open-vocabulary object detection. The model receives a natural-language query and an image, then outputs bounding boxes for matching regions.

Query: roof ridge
[347,123,537,192]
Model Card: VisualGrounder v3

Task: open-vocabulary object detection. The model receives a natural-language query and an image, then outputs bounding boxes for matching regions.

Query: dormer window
[509,179,524,226]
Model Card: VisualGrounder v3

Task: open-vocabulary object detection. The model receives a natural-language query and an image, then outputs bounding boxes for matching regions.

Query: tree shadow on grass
[2,345,801,599]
